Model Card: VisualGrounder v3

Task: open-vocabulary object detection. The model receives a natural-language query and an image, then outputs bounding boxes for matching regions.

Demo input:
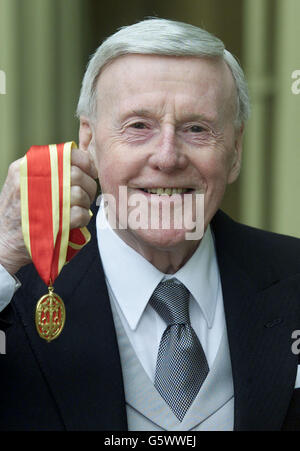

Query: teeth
[143,188,191,195]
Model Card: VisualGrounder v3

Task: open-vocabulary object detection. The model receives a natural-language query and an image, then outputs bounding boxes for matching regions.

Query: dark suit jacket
[1,207,300,431]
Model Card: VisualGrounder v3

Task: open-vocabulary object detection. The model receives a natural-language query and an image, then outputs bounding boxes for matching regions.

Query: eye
[130,122,148,129]
[189,125,205,133]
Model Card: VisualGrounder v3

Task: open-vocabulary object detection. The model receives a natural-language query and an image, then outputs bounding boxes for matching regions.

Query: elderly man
[0,18,299,431]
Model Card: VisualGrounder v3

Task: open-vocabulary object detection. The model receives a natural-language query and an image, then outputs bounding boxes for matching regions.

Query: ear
[228,123,244,184]
[79,116,98,168]
[79,116,94,151]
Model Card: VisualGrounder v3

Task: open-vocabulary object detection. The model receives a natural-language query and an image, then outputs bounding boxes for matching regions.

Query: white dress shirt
[0,264,20,312]
[96,202,226,381]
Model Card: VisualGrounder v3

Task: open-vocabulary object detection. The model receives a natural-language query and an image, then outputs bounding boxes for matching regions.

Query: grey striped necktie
[150,279,209,421]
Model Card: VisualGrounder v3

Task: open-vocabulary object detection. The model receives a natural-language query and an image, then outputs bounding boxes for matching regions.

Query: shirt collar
[96,201,219,331]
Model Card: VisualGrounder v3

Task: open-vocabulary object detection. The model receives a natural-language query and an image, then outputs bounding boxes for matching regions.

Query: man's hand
[70,147,98,229]
[0,148,98,276]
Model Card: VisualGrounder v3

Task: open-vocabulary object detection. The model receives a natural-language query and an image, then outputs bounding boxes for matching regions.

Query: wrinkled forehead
[95,54,237,122]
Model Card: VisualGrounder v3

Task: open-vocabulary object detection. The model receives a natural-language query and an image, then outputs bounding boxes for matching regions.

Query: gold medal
[35,285,66,342]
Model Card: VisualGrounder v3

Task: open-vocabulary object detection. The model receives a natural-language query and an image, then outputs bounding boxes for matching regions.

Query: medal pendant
[35,285,66,342]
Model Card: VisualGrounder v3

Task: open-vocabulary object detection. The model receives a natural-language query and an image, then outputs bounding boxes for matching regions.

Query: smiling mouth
[138,188,194,196]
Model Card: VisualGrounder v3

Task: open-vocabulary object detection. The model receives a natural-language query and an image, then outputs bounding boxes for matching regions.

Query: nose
[148,125,189,173]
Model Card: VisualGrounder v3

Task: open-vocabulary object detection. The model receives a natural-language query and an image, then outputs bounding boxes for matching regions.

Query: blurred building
[0,0,299,236]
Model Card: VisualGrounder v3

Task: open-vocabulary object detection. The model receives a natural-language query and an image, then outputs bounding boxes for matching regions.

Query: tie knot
[149,280,190,325]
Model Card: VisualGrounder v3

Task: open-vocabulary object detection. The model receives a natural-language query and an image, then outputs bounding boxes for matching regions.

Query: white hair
[76,18,250,127]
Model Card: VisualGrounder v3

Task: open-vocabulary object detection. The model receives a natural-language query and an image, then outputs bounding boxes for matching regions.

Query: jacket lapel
[13,208,127,430]
[212,211,300,430]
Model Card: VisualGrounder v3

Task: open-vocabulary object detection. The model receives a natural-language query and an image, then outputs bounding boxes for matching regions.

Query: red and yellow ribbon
[20,141,91,341]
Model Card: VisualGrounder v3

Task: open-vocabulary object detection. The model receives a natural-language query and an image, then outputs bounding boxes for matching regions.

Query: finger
[71,147,98,179]
[70,205,91,230]
[70,185,91,209]
[71,165,97,203]
[6,158,22,190]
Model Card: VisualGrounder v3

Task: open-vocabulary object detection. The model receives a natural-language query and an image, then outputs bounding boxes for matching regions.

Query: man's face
[87,54,243,252]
